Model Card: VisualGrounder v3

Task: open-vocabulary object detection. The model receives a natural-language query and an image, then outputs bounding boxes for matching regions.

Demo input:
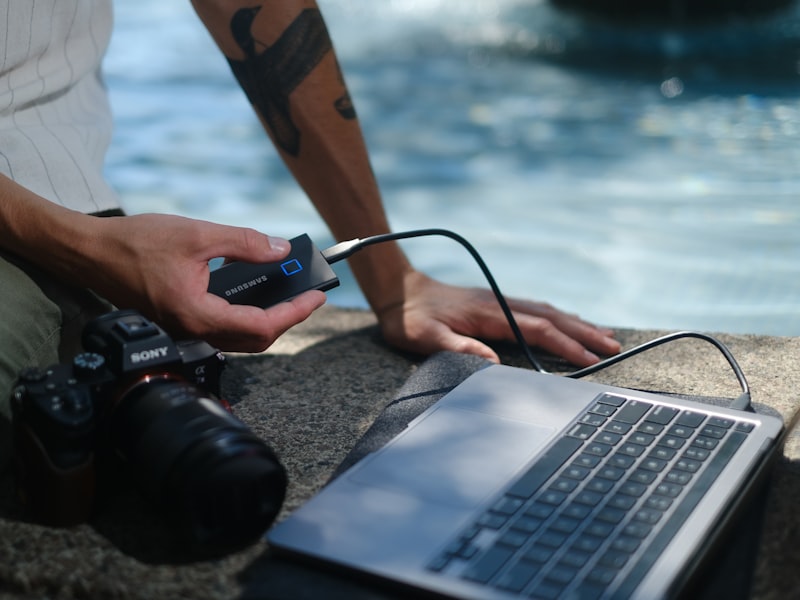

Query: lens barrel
[111,377,286,550]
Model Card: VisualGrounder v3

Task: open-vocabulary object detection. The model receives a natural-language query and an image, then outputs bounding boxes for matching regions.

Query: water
[104,0,800,335]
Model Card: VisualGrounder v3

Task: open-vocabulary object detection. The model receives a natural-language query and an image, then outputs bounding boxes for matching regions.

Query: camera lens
[109,377,286,551]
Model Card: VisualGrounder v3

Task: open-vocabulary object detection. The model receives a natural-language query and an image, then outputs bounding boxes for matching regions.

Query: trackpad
[348,406,554,510]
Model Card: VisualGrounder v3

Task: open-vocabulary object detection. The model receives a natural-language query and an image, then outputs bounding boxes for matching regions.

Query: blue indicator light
[281,259,303,276]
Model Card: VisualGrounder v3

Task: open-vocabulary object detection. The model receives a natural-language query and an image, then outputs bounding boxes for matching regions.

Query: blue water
[104,0,800,335]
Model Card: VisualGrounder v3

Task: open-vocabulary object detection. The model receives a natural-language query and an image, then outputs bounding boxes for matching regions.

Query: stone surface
[1,306,798,599]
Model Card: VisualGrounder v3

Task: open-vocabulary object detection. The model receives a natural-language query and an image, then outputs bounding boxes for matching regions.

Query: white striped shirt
[0,0,120,214]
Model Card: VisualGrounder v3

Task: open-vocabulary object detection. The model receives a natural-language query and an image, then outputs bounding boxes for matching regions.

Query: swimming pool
[104,0,800,335]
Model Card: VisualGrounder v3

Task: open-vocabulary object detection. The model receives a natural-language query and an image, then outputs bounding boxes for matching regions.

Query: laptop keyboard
[426,393,755,599]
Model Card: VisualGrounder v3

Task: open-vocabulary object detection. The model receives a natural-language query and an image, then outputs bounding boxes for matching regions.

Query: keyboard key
[605,421,632,435]
[506,436,582,499]
[561,550,591,568]
[572,580,606,600]
[683,447,710,461]
[585,520,615,538]
[692,436,719,450]
[581,412,607,427]
[665,470,693,486]
[608,494,637,510]
[608,454,636,469]
[611,536,641,554]
[498,529,530,548]
[630,432,656,446]
[646,405,679,425]
[597,466,625,481]
[675,410,706,428]
[574,454,601,469]
[575,490,604,507]
[509,514,544,535]
[638,422,664,435]
[708,417,734,429]
[700,425,728,439]
[615,400,652,424]
[645,495,673,512]
[546,564,578,585]
[563,465,591,480]
[599,549,630,570]
[639,457,667,473]
[539,490,568,506]
[590,403,617,417]
[572,535,603,553]
[478,512,507,529]
[667,425,694,439]
[491,495,524,516]
[596,431,622,446]
[618,442,646,458]
[463,544,515,583]
[658,435,686,450]
[634,508,664,525]
[674,458,702,473]
[649,446,676,461]
[538,530,568,548]
[530,580,565,600]
[585,565,618,585]
[596,507,626,525]
[563,503,592,520]
[654,482,683,498]
[568,423,598,440]
[597,393,626,407]
[618,481,647,497]
[550,478,579,493]
[623,521,653,539]
[495,560,539,592]
[585,477,615,493]
[585,441,613,457]
[522,543,555,564]
[550,516,581,534]
[629,469,657,485]
[525,502,555,520]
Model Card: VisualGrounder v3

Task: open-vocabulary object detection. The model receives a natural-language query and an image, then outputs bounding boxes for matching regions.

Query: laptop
[266,363,784,599]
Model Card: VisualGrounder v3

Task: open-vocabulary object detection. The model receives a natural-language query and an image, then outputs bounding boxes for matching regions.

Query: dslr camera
[11,309,287,552]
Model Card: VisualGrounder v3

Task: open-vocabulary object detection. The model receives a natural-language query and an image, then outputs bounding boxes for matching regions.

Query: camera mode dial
[72,352,106,378]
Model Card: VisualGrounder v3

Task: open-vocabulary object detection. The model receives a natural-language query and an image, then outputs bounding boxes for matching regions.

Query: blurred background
[104,0,800,335]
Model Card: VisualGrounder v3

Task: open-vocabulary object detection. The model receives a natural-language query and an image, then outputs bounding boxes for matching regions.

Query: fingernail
[268,236,290,253]
[584,350,600,363]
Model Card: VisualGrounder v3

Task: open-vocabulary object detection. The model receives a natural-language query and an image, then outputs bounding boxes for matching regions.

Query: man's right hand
[81,213,327,351]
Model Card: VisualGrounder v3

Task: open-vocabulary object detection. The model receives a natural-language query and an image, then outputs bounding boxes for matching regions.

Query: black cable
[565,331,753,412]
[323,229,753,411]
[323,229,549,373]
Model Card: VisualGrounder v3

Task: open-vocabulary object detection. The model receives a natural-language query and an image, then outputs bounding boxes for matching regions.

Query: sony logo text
[130,347,170,364]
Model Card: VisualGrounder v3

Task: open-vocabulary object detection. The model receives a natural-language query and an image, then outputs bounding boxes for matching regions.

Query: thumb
[206,224,292,264]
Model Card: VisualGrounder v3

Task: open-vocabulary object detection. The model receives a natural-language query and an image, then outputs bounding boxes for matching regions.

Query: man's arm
[190,0,621,365]
[0,174,325,351]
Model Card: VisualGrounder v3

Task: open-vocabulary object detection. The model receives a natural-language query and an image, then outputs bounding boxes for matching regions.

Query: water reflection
[106,0,800,335]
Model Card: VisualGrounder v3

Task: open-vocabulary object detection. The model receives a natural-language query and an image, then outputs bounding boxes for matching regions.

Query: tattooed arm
[190,0,620,366]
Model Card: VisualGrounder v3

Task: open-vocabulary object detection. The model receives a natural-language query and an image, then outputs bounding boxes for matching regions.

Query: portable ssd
[208,234,339,308]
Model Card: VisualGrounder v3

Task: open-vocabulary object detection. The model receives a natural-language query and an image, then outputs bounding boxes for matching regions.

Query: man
[0,0,620,412]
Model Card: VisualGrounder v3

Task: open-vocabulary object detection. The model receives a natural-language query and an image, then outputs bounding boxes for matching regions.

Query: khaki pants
[0,252,113,468]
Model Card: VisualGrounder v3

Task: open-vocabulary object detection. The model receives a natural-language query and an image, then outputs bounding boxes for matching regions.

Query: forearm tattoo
[228,6,355,156]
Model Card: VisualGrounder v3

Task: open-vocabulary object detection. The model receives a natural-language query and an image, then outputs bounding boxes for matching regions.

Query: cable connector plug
[321,239,363,264]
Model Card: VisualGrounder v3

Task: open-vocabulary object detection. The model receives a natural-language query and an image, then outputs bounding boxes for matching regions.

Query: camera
[11,309,287,553]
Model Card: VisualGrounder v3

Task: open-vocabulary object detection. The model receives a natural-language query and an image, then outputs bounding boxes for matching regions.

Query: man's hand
[81,213,326,351]
[375,270,621,367]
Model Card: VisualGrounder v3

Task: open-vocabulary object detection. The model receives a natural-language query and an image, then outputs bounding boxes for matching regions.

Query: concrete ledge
[0,306,799,599]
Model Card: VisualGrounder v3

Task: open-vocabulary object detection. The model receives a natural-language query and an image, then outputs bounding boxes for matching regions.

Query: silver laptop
[267,364,784,599]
